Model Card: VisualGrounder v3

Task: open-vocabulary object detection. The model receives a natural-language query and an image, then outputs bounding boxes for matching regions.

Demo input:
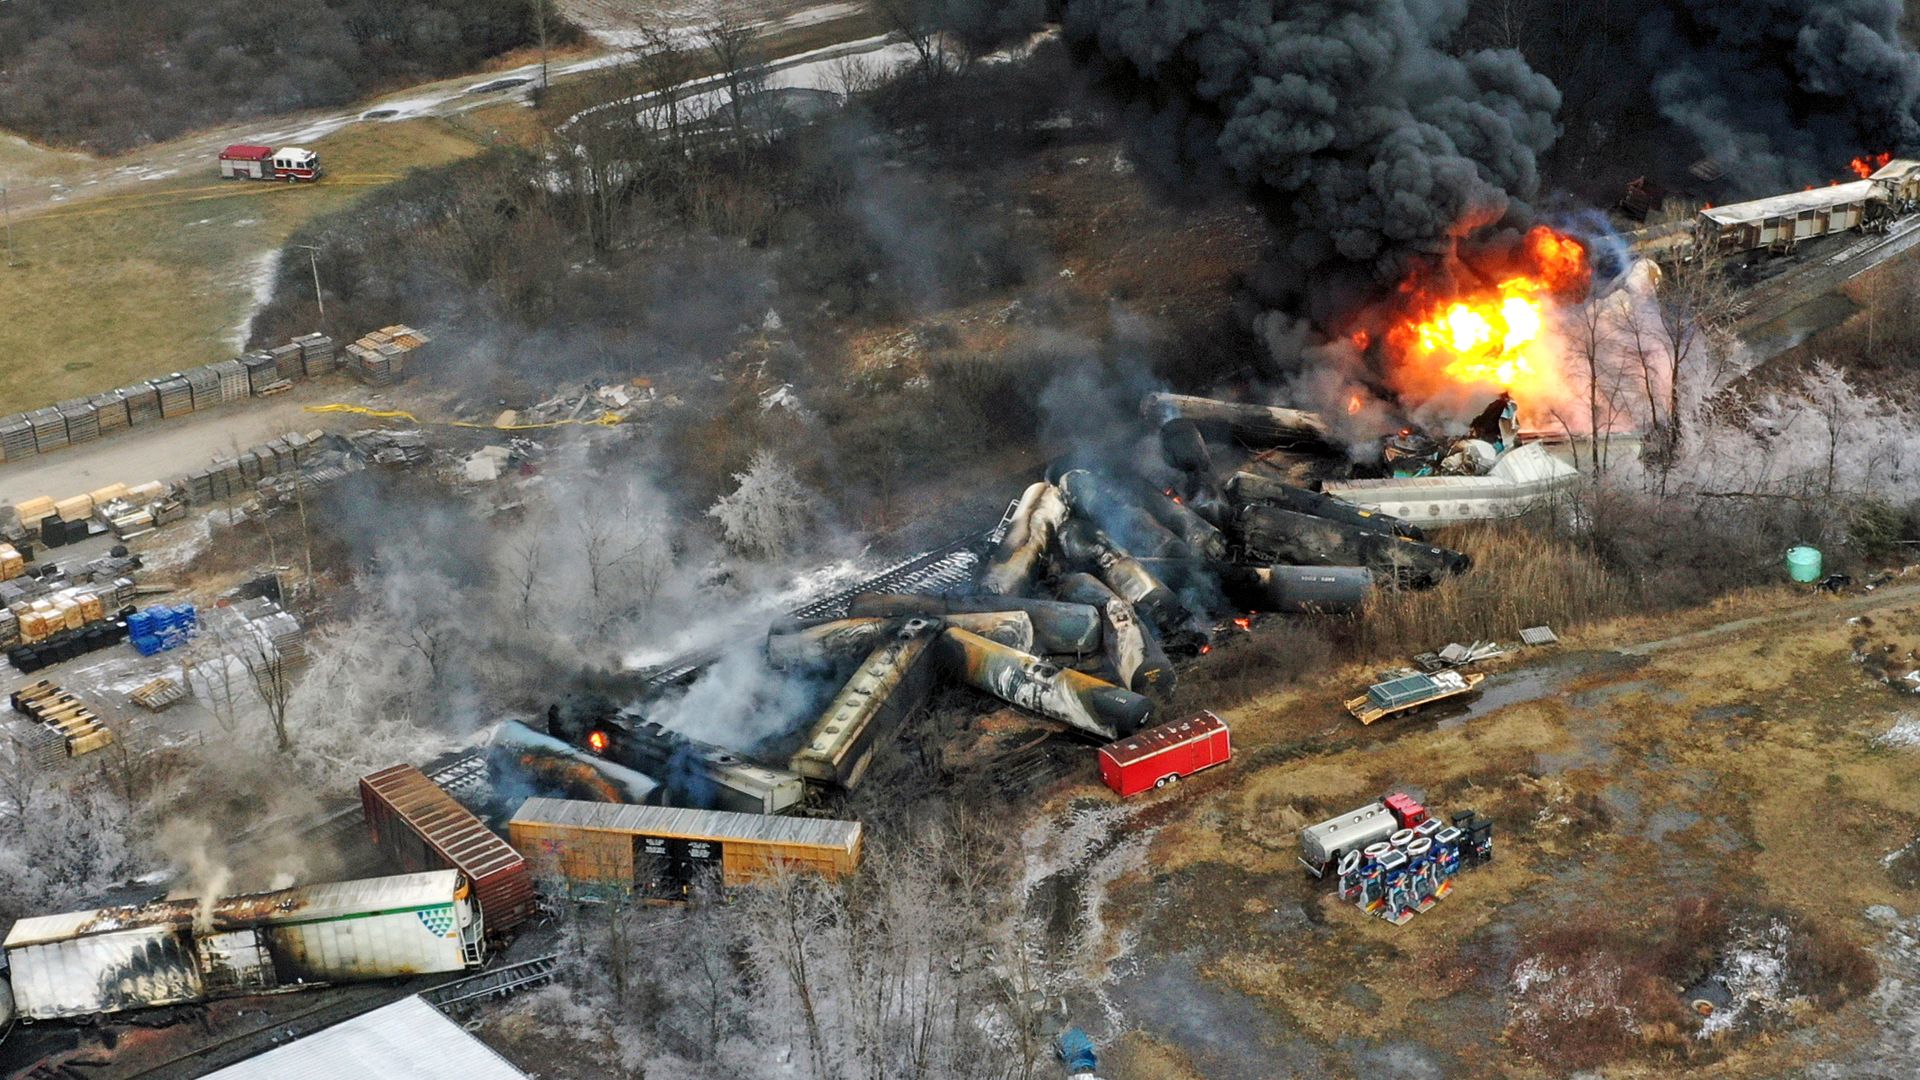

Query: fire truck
[219,144,323,182]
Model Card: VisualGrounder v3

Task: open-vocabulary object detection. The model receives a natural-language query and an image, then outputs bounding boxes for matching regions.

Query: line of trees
[0,0,578,151]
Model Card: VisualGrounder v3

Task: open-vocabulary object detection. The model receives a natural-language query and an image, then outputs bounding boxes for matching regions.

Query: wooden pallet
[129,676,186,711]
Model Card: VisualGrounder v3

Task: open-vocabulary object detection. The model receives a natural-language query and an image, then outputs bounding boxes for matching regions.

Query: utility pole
[534,0,551,94]
[292,244,325,323]
[2,185,14,268]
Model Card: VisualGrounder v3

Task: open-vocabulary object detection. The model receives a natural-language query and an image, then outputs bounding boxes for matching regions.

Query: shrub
[1848,497,1904,562]
[1785,919,1877,1008]
[1351,521,1631,659]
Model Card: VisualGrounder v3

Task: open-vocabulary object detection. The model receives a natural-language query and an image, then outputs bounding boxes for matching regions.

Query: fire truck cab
[1298,791,1431,878]
[269,147,321,182]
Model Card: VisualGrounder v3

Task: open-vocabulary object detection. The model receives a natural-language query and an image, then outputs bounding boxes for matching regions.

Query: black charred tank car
[545,699,806,815]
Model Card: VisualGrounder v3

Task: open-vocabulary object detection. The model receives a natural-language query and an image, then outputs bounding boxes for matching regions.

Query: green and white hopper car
[3,870,484,1021]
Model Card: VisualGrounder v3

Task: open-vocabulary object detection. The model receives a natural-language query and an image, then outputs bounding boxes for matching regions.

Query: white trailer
[4,870,484,1021]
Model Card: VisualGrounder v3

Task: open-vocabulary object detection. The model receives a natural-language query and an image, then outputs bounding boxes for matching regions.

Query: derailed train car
[4,870,484,1021]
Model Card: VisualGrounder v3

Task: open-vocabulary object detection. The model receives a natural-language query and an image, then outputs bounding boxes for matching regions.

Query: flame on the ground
[1851,152,1893,179]
[1382,226,1590,407]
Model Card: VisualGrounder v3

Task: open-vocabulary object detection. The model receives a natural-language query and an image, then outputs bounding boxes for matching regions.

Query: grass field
[0,7,889,417]
[0,119,488,413]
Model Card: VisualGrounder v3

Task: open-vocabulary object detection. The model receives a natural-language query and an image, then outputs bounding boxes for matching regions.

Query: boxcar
[361,764,536,934]
[4,871,483,1021]
[509,797,862,902]
[1098,711,1231,797]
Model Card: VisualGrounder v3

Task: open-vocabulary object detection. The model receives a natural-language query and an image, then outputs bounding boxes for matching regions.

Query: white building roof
[204,995,528,1080]
[1700,180,1878,226]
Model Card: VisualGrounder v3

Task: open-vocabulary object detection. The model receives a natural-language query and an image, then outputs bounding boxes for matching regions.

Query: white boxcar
[4,870,483,1021]
[1322,442,1578,527]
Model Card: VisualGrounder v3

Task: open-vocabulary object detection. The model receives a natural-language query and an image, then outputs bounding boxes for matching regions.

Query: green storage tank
[1786,546,1823,583]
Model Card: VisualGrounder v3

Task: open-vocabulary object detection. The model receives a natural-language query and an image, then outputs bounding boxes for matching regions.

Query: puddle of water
[1647,807,1702,845]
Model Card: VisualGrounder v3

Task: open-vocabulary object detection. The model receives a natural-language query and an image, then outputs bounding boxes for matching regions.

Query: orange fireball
[1851,152,1893,179]
[1384,226,1589,406]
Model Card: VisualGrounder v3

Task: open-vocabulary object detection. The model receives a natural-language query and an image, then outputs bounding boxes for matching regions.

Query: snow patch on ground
[228,249,282,351]
[1697,920,1799,1038]
[1874,714,1920,748]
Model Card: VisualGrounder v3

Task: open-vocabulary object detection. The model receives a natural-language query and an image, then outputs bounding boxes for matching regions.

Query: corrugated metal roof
[1368,674,1442,709]
[1870,158,1920,181]
[1700,180,1878,225]
[204,995,528,1080]
[1100,711,1227,767]
[5,871,460,948]
[511,797,861,852]
[362,765,525,879]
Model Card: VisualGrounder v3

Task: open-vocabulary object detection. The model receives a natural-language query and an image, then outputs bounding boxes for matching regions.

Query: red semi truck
[1098,711,1231,796]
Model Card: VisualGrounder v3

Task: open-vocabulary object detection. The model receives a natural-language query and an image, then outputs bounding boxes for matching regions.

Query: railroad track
[422,954,559,1013]
[638,528,999,695]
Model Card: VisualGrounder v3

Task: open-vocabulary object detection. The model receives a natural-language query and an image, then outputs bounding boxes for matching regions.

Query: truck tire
[1154,773,1179,789]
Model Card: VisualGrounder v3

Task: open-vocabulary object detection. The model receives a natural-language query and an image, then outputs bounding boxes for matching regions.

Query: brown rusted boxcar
[360,763,535,934]
[509,797,863,902]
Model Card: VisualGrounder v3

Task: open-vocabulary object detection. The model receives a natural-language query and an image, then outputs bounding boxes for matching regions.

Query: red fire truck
[219,144,322,182]
[1097,711,1231,797]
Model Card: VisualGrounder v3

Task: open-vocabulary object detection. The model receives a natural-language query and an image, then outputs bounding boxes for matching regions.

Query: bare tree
[1564,299,1623,476]
[708,450,815,560]
[1650,254,1737,454]
[875,0,956,81]
[702,14,771,161]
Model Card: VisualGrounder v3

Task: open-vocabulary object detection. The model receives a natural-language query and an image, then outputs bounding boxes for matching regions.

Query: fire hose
[303,403,628,431]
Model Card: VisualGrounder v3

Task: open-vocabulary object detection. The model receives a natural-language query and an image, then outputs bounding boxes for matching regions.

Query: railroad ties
[422,953,558,1015]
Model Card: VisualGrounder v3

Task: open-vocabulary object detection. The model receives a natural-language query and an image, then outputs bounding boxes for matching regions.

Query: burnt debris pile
[533,391,1473,807]
[736,391,1471,792]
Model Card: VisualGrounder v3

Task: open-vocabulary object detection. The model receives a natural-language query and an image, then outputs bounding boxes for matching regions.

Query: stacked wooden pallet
[90,389,130,434]
[152,375,193,418]
[294,333,337,375]
[212,359,250,402]
[27,408,67,453]
[10,680,114,762]
[119,383,162,426]
[57,399,99,445]
[183,367,222,411]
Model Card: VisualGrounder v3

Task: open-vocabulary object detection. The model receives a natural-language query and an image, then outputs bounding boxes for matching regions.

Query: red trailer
[360,763,535,935]
[1097,711,1231,797]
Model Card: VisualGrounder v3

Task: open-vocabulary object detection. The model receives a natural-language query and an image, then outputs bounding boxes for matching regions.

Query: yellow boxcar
[508,797,862,902]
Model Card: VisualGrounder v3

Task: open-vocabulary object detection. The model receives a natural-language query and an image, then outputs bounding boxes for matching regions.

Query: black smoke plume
[1643,0,1920,194]
[1050,0,1562,312]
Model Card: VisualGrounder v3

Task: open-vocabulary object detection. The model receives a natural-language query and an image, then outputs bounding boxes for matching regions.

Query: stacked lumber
[10,680,114,762]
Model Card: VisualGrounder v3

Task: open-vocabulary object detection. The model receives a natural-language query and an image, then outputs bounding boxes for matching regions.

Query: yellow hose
[304,402,627,430]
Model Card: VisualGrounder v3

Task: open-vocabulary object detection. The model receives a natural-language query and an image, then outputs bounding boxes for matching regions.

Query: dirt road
[0,380,388,504]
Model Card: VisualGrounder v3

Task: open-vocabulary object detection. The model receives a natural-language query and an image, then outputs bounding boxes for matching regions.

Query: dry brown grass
[1352,524,1632,658]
